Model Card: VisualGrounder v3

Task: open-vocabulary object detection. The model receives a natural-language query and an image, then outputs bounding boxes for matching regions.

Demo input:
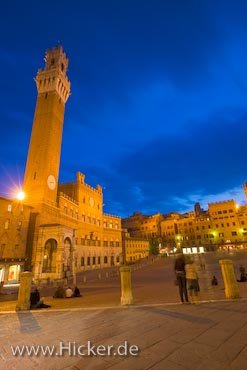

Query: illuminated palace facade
[123,187,247,254]
[0,47,125,284]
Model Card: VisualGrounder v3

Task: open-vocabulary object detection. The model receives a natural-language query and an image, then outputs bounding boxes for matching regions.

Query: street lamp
[16,191,25,201]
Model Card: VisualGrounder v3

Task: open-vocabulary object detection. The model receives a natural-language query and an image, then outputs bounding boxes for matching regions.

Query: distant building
[122,212,162,239]
[122,230,149,263]
[124,197,247,253]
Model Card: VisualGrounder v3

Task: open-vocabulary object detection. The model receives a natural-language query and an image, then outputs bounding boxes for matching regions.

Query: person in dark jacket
[174,254,189,303]
[30,288,50,308]
[211,276,218,286]
[238,265,247,282]
[73,286,81,297]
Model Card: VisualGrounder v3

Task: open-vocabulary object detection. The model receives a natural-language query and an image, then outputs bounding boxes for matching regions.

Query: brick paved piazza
[1,255,247,369]
[1,301,247,370]
[1,253,247,310]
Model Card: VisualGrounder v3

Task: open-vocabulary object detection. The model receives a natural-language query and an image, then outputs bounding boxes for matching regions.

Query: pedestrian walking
[174,254,189,303]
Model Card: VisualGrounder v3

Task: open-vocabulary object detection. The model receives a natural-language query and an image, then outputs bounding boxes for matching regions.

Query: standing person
[174,254,189,303]
[185,257,199,304]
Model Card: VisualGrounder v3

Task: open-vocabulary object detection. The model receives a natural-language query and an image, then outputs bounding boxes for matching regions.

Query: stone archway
[42,238,57,273]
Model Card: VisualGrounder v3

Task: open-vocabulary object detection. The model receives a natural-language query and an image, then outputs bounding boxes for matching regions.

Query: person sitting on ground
[239,264,246,275]
[53,285,65,298]
[73,286,81,297]
[238,265,247,282]
[211,275,218,286]
[65,286,73,298]
[0,281,4,294]
[30,288,51,309]
[237,273,247,282]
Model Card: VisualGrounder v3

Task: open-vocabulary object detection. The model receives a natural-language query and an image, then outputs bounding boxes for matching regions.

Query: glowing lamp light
[16,191,25,201]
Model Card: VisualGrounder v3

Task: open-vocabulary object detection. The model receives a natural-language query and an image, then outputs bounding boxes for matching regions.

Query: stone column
[120,266,133,305]
[3,266,9,284]
[16,272,33,311]
[219,259,240,299]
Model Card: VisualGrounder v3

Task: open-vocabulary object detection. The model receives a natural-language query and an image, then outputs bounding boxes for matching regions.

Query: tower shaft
[23,46,70,205]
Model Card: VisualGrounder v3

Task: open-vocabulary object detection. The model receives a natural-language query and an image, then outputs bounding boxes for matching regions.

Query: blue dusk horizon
[1,0,247,217]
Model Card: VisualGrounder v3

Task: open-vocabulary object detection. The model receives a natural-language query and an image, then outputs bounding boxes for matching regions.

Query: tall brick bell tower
[23,46,70,206]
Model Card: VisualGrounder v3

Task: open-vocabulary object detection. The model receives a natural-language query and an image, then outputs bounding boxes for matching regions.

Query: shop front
[0,259,26,285]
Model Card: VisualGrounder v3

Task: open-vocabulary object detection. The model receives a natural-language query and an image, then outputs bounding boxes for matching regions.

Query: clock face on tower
[47,175,56,190]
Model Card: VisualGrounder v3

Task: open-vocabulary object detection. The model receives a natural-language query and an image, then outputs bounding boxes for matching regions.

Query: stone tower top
[35,46,70,103]
[45,46,68,73]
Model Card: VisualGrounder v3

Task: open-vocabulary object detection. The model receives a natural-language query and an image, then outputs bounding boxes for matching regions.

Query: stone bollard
[98,273,101,280]
[83,275,87,283]
[120,267,133,305]
[219,259,240,299]
[106,272,109,278]
[16,272,33,311]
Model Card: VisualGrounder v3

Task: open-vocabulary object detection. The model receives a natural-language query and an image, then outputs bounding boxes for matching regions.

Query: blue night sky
[1,0,247,217]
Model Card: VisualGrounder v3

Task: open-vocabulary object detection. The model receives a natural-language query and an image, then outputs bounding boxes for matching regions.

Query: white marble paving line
[1,297,247,315]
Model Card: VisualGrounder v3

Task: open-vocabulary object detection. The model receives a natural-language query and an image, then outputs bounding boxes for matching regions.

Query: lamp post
[16,191,25,201]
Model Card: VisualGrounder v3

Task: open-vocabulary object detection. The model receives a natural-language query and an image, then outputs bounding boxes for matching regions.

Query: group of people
[175,254,220,304]
[53,285,81,299]
[29,285,82,309]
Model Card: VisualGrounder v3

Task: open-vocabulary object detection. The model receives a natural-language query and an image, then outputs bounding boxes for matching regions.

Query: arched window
[42,239,57,272]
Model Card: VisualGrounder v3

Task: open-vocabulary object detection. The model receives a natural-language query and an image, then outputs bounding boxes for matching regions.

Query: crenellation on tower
[35,46,70,103]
